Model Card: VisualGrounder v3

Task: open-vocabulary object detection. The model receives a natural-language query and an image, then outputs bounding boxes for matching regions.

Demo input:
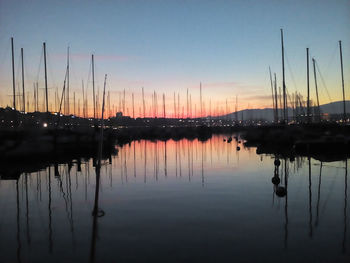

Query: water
[0,135,349,263]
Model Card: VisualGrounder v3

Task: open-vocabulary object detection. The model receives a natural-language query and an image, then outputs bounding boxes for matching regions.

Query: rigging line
[69,52,79,90]
[86,57,92,93]
[36,47,44,83]
[285,51,299,94]
[325,42,339,77]
[315,60,334,105]
[321,168,339,217]
[46,49,57,89]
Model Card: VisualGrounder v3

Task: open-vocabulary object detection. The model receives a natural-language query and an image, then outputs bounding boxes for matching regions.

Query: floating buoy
[271,176,280,185]
[223,139,226,142]
[236,146,240,151]
[276,186,287,197]
[227,137,232,143]
[274,159,281,166]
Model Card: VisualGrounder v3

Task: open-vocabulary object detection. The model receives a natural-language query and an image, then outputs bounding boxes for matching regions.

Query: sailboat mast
[43,42,49,113]
[92,54,96,119]
[82,80,85,118]
[235,96,238,123]
[187,88,189,118]
[306,48,310,124]
[312,58,321,121]
[21,48,25,112]
[281,29,287,123]
[132,93,135,119]
[67,47,70,115]
[339,40,346,121]
[274,73,278,122]
[163,93,166,118]
[173,92,176,118]
[142,87,145,118]
[11,37,16,110]
[269,66,275,123]
[200,82,202,117]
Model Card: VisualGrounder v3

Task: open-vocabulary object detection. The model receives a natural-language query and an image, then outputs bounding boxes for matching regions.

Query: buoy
[236,146,240,151]
[276,186,287,197]
[227,137,232,143]
[274,159,281,166]
[271,176,280,185]
[223,139,226,142]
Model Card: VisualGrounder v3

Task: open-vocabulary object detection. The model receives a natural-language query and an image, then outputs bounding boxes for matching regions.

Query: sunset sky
[0,0,349,117]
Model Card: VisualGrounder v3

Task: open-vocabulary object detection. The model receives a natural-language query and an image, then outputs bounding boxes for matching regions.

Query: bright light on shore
[43,123,48,128]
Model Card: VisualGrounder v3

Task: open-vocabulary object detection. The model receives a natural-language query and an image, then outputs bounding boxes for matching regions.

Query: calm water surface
[0,135,349,262]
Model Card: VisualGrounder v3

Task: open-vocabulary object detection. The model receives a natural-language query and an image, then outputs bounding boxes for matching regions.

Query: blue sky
[0,0,349,115]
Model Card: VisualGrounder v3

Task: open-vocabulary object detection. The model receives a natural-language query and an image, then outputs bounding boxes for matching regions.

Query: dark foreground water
[0,135,349,263]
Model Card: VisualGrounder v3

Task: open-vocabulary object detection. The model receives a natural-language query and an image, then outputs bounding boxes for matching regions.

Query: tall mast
[11,37,16,110]
[142,87,145,118]
[82,80,85,118]
[123,89,125,115]
[177,93,180,119]
[173,92,176,118]
[132,93,135,119]
[281,29,287,123]
[92,54,96,118]
[21,48,25,112]
[269,66,275,122]
[339,40,346,121]
[200,82,202,117]
[274,73,278,122]
[73,92,76,116]
[43,42,49,113]
[235,95,238,123]
[312,58,321,121]
[306,48,310,124]
[33,83,36,112]
[163,93,166,118]
[187,88,189,118]
[66,47,70,115]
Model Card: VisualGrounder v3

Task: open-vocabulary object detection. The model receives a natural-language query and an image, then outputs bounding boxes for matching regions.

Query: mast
[269,66,275,122]
[67,47,70,115]
[11,37,16,110]
[142,87,145,118]
[163,93,166,118]
[21,48,25,112]
[173,92,176,118]
[187,88,189,118]
[92,54,96,119]
[200,82,202,117]
[306,48,310,124]
[132,93,135,119]
[43,42,49,113]
[281,29,287,123]
[235,96,238,123]
[312,58,321,121]
[274,73,279,122]
[177,93,180,119]
[82,80,85,118]
[339,40,346,121]
[73,92,76,116]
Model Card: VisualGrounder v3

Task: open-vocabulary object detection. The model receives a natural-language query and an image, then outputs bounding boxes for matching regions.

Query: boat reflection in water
[0,135,348,262]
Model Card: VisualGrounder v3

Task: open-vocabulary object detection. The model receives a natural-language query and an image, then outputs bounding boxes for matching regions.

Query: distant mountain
[218,100,350,121]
